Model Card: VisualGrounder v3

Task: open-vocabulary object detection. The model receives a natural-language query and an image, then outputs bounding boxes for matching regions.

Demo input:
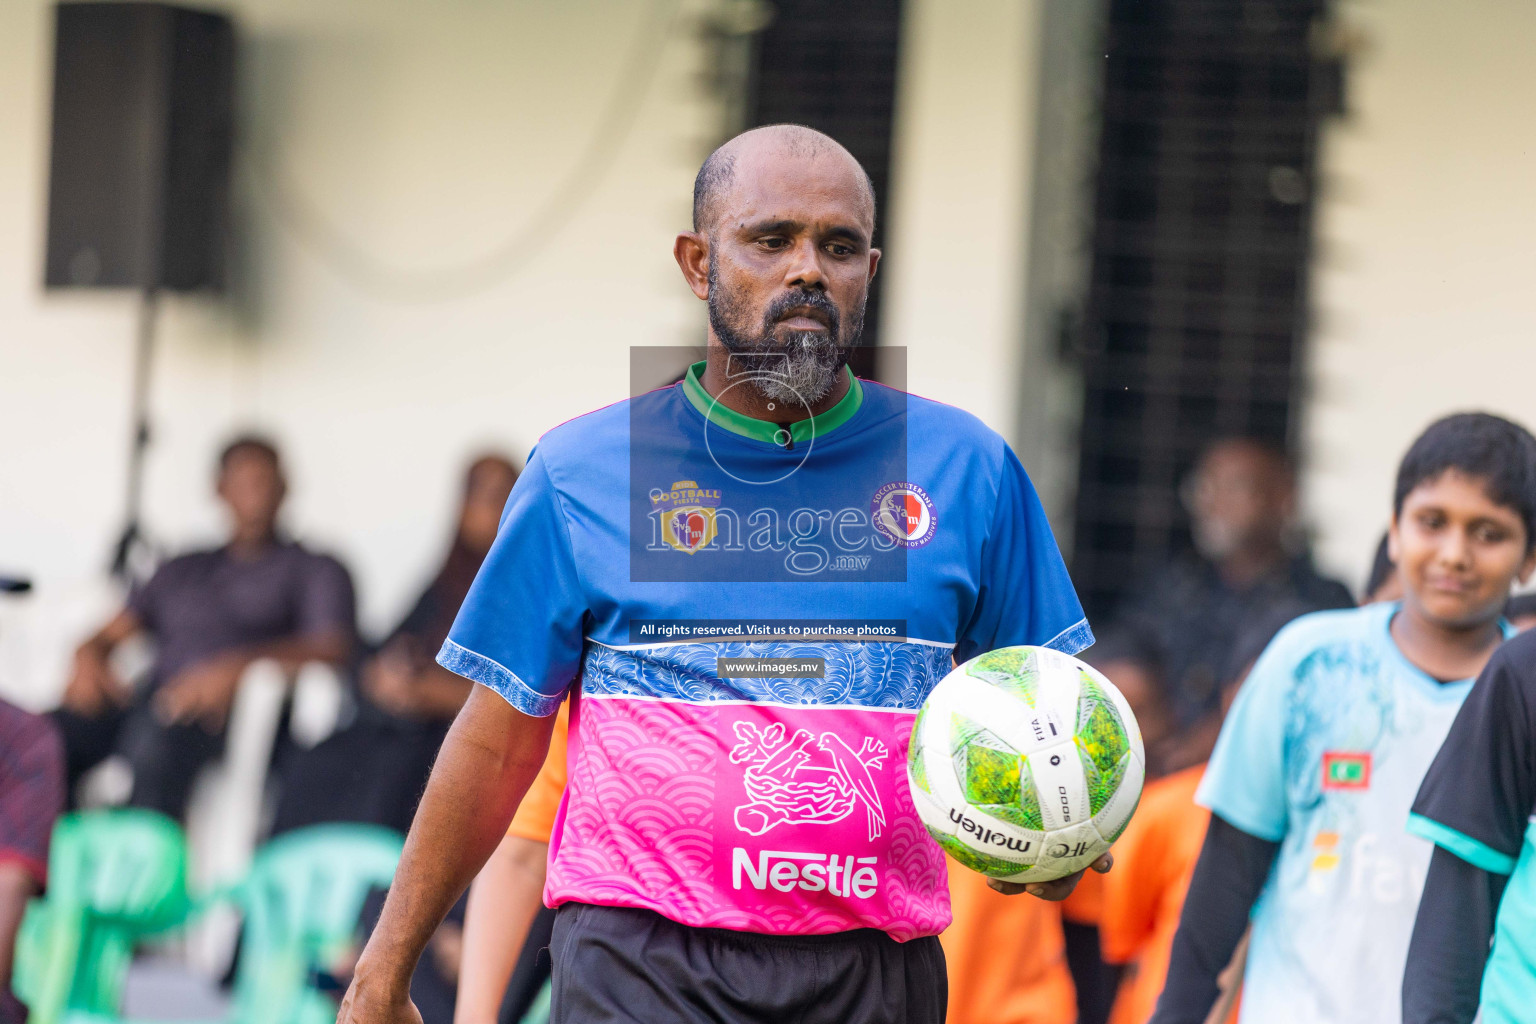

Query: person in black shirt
[1405,628,1536,1023]
[272,454,519,836]
[53,437,356,819]
[1116,438,1353,768]
[1506,591,1536,631]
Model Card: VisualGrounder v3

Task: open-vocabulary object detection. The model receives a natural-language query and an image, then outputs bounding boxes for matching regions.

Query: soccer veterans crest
[652,480,722,554]
[870,482,936,549]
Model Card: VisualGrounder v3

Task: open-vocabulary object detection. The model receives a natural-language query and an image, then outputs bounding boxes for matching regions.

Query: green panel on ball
[988,755,1045,831]
[929,827,1033,878]
[964,743,1020,806]
[1075,671,1130,779]
[950,711,987,751]
[949,712,982,790]
[908,707,930,794]
[965,647,1040,707]
[950,713,1018,793]
[1078,746,1130,817]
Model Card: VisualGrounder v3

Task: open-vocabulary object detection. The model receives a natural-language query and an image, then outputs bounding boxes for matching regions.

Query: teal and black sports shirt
[1409,628,1536,1023]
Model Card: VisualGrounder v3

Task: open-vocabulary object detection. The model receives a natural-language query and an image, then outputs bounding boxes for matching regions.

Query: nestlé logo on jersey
[651,480,721,554]
[732,848,880,899]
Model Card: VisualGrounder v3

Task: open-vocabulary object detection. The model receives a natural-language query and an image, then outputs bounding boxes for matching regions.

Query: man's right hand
[335,687,557,1024]
[336,967,423,1024]
[62,644,129,715]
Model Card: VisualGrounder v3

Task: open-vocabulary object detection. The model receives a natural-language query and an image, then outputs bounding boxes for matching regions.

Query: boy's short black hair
[218,434,282,474]
[1394,412,1536,554]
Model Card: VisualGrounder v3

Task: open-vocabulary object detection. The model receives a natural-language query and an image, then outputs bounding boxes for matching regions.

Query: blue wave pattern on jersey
[1283,641,1396,816]
[582,640,956,709]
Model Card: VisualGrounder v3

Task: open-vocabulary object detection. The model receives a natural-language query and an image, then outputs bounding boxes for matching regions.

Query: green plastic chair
[225,824,404,1024]
[517,980,551,1024]
[12,809,190,1024]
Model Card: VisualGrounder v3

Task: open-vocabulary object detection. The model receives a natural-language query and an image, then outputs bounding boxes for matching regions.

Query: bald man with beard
[338,126,1107,1024]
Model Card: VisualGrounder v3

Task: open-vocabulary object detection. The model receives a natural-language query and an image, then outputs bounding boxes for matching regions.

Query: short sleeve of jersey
[954,445,1091,662]
[1196,624,1300,843]
[437,448,587,717]
[1409,630,1536,876]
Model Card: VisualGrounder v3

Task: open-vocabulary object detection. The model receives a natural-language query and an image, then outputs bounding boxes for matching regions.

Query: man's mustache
[762,290,841,336]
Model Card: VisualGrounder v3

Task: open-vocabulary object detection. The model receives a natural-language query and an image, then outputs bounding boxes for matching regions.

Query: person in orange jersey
[1100,764,1212,1024]
[942,856,1077,1024]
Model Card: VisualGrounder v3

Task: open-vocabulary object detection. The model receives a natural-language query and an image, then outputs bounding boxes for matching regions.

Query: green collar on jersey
[681,359,864,445]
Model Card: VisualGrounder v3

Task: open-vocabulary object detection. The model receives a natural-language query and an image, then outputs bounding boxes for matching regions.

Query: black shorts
[549,902,947,1024]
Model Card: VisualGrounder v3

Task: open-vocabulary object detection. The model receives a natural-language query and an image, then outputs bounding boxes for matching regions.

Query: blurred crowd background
[0,0,1533,1022]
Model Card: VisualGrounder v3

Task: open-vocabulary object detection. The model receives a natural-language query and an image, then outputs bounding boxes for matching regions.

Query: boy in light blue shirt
[1150,413,1536,1024]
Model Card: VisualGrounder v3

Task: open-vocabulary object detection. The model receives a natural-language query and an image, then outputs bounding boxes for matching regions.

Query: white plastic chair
[180,659,349,975]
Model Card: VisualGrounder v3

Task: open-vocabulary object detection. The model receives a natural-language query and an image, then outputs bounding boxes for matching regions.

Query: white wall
[0,0,1064,695]
[1302,0,1536,590]
[0,0,724,647]
[884,0,1100,534]
[883,0,1040,456]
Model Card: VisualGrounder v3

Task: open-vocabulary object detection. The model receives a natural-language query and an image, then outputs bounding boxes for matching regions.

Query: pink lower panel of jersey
[543,693,951,941]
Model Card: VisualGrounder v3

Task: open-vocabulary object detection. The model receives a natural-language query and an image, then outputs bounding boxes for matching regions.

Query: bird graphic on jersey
[730,721,889,841]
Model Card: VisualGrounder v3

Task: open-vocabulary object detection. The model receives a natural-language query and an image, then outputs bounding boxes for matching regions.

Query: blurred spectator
[273,455,519,836]
[1363,531,1402,604]
[1115,439,1352,737]
[0,699,64,1024]
[51,437,355,819]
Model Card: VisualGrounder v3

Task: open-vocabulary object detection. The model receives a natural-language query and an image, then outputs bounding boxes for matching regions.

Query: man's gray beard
[728,332,845,406]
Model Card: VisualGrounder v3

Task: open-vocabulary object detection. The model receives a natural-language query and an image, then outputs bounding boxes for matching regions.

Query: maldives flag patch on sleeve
[1321,751,1371,790]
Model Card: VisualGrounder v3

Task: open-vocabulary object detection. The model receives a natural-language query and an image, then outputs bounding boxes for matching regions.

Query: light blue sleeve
[954,444,1093,663]
[436,447,587,717]
[1195,626,1300,843]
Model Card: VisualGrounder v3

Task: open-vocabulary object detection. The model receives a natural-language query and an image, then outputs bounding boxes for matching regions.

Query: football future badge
[653,480,722,554]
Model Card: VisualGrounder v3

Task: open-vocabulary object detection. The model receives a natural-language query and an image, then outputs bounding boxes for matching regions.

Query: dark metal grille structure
[1071,0,1336,618]
[746,0,902,355]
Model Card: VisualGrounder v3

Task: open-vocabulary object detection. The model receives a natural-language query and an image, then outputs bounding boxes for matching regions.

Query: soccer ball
[907,645,1144,883]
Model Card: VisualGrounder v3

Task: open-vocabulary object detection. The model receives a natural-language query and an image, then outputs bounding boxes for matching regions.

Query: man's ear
[674,232,710,300]
[867,247,881,283]
[1518,547,1536,587]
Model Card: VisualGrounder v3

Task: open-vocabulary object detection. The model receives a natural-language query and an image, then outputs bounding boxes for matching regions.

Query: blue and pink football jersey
[439,361,1091,941]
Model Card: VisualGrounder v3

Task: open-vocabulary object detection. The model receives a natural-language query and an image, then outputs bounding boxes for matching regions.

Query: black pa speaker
[44,2,234,292]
